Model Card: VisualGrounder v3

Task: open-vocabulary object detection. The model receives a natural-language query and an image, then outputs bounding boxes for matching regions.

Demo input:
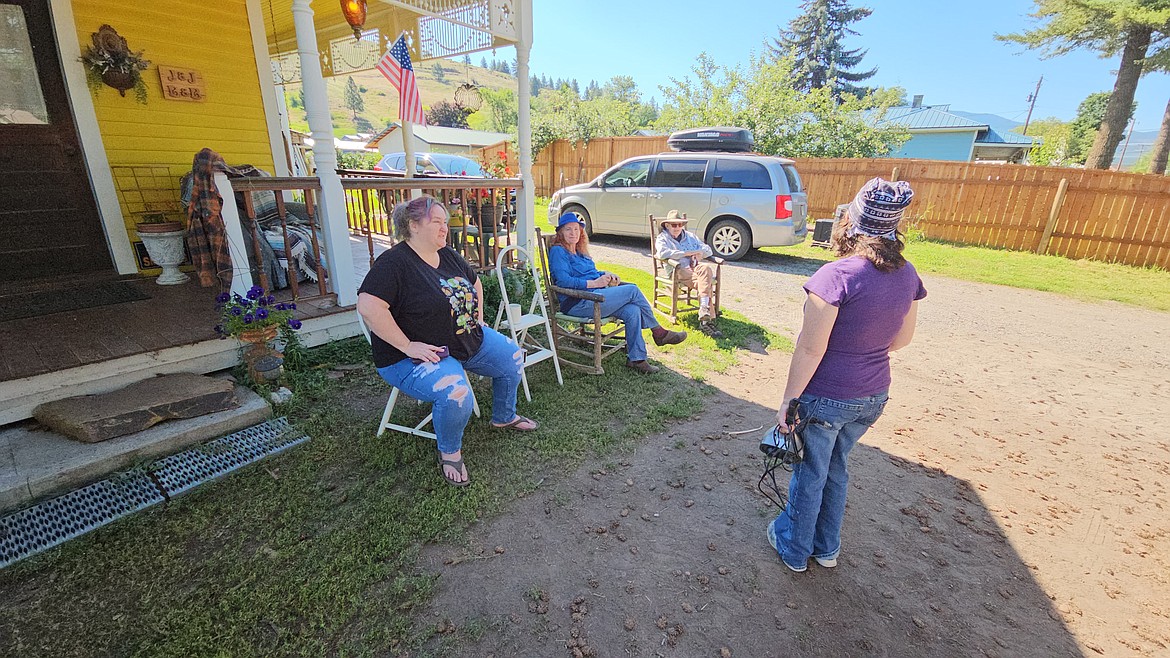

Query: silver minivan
[548,152,808,260]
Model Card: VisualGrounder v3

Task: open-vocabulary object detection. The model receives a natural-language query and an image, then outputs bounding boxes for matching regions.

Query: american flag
[377,35,426,125]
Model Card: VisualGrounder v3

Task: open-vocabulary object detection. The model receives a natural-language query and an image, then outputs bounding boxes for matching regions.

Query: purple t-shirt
[803,256,927,399]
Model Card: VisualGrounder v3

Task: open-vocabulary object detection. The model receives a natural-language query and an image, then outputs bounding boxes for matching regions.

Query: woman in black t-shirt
[357,196,538,487]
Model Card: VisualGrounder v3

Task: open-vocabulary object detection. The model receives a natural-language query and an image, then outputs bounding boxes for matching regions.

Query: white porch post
[212,173,256,299]
[515,0,535,253]
[291,0,358,306]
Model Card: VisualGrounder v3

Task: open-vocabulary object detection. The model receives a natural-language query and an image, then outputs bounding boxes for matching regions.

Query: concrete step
[0,385,270,513]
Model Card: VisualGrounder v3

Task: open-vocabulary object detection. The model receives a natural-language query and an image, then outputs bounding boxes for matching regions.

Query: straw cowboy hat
[662,209,690,224]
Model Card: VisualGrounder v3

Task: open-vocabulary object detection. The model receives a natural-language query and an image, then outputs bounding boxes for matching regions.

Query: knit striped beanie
[847,177,914,240]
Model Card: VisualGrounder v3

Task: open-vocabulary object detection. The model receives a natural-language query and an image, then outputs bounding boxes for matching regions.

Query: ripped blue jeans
[376,326,524,454]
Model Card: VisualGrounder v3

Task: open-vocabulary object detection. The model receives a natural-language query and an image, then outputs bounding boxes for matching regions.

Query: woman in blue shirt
[548,213,686,374]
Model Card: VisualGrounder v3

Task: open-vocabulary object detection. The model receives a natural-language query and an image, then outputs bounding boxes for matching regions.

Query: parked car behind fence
[547,128,808,260]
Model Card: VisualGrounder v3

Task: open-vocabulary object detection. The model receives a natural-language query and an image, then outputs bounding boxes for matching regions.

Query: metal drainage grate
[149,417,307,497]
[0,417,308,569]
[0,474,163,569]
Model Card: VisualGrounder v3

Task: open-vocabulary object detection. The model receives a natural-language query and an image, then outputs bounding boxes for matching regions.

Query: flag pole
[398,30,417,194]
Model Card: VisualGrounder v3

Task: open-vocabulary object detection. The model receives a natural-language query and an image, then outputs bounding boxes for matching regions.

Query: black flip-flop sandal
[436,454,471,487]
[491,415,540,431]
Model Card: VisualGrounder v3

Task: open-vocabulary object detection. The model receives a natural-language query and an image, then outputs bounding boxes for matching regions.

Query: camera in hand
[759,399,804,465]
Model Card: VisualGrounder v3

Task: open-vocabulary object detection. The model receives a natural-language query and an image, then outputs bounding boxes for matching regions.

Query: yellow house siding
[72,0,277,271]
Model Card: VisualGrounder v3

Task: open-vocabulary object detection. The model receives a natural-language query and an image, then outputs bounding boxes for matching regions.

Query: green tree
[1014,118,1072,166]
[1067,92,1121,163]
[480,87,518,133]
[769,0,877,100]
[431,62,446,83]
[656,53,908,158]
[999,1,1170,169]
[462,54,471,66]
[425,100,472,128]
[343,77,364,120]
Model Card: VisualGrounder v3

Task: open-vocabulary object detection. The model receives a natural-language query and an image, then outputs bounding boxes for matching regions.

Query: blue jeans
[375,326,524,454]
[769,391,889,568]
[565,283,660,362]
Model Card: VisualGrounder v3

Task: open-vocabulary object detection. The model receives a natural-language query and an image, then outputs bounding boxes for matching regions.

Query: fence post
[891,166,900,182]
[1037,177,1069,255]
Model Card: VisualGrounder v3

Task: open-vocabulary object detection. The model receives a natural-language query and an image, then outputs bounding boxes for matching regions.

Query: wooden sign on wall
[158,66,206,102]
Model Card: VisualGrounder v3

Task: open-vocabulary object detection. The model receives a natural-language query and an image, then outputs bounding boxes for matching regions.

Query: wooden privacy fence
[533,136,1170,269]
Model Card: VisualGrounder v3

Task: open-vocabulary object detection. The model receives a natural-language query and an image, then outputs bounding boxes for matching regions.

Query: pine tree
[770,0,876,99]
[344,77,364,120]
[480,56,488,69]
[463,54,471,66]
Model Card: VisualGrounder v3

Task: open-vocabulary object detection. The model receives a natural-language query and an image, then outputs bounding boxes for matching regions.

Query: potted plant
[215,287,303,382]
[79,25,150,103]
[135,212,188,285]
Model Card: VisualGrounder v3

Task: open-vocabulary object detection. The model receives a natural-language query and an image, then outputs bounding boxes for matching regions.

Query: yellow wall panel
[72,0,278,272]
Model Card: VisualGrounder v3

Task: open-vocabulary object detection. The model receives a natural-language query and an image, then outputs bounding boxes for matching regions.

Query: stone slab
[32,373,238,443]
[0,385,270,513]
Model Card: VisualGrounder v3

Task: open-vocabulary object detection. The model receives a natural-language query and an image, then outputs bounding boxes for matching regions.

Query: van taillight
[775,194,793,220]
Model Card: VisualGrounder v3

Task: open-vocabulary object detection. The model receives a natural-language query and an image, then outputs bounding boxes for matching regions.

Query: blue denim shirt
[548,245,602,311]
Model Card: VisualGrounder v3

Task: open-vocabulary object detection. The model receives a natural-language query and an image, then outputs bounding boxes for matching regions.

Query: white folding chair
[492,244,564,402]
[357,313,480,438]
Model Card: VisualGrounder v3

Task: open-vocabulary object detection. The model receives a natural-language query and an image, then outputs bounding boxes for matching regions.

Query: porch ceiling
[261,0,517,80]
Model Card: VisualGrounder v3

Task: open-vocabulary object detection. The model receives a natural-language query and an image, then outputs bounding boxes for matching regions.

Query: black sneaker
[699,318,723,338]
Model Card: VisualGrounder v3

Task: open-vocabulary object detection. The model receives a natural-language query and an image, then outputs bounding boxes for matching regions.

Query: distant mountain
[285,61,518,138]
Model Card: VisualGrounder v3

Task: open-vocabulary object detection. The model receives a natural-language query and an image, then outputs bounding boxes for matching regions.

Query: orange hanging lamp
[340,0,367,39]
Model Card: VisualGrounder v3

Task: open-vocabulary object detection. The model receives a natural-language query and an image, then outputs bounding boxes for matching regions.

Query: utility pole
[1116,118,1137,171]
[1023,76,1044,135]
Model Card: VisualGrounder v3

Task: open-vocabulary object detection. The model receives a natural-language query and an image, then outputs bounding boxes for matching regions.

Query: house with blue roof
[867,96,1038,163]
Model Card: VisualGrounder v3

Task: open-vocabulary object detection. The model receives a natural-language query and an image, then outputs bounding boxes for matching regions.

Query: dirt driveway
[414,237,1170,657]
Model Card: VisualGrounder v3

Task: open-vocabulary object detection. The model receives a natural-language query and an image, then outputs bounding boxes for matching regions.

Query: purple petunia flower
[215,292,231,303]
[258,297,269,307]
[231,307,242,316]
[244,314,254,324]
[289,303,297,310]
[266,295,275,304]
[246,289,261,300]
[257,308,269,320]
[274,303,287,311]
[288,319,302,330]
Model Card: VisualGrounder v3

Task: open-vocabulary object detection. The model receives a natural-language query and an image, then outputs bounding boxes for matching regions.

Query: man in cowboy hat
[654,209,722,337]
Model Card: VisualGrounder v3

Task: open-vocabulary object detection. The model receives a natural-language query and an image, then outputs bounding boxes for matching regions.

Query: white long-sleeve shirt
[655,229,712,272]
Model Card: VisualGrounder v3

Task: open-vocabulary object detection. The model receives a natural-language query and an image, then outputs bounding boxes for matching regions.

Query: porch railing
[338,172,523,270]
[228,177,330,300]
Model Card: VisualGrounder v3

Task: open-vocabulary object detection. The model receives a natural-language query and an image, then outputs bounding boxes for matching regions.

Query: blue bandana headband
[847,177,914,241]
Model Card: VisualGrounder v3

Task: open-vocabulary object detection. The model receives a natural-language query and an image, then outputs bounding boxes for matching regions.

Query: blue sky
[524,0,1170,134]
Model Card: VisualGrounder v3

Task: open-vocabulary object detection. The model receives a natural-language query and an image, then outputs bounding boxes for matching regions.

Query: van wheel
[707,218,751,261]
[562,204,593,236]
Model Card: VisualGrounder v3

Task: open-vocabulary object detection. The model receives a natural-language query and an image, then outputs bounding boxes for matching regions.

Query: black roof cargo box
[667,127,754,153]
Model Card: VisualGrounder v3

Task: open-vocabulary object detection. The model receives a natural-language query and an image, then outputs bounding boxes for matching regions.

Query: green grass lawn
[0,283,775,656]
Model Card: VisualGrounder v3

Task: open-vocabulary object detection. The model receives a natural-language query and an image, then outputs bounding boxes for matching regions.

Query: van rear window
[712,160,771,189]
[650,160,707,188]
[782,165,803,193]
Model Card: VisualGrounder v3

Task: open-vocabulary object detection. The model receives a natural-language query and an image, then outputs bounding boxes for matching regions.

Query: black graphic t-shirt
[358,242,483,368]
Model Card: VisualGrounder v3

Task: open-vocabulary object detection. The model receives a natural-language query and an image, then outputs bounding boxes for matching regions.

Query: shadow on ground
[411,355,1084,658]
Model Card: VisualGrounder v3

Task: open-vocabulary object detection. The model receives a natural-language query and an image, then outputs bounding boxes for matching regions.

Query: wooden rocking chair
[536,229,627,375]
[649,213,723,324]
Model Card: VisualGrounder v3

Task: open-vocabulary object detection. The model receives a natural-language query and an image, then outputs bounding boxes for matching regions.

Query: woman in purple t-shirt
[767,177,927,573]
